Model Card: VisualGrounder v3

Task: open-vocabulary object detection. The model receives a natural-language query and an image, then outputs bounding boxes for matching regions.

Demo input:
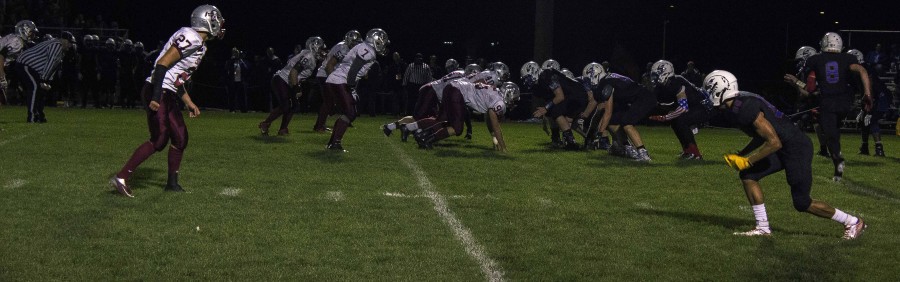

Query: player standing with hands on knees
[111,5,224,197]
[705,70,866,239]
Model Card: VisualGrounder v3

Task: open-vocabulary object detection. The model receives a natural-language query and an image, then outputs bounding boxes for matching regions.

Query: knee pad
[151,140,169,152]
[792,196,812,212]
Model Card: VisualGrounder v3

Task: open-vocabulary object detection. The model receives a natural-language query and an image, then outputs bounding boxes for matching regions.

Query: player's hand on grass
[187,103,200,118]
[149,101,160,111]
[723,154,751,171]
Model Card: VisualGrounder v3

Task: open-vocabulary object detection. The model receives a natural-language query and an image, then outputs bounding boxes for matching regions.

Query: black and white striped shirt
[403,62,432,86]
[18,39,65,81]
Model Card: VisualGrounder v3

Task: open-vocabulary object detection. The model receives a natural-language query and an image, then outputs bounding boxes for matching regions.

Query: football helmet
[445,58,459,71]
[847,49,864,64]
[795,46,817,60]
[499,81,521,105]
[650,60,675,85]
[58,31,76,44]
[491,62,510,81]
[561,68,575,79]
[541,59,560,71]
[123,39,133,47]
[582,62,606,86]
[820,32,843,53]
[305,36,325,54]
[42,34,54,41]
[365,28,390,56]
[105,38,115,46]
[520,61,541,87]
[703,70,740,107]
[464,64,482,75]
[135,41,144,51]
[14,20,37,41]
[191,5,225,39]
[344,30,362,47]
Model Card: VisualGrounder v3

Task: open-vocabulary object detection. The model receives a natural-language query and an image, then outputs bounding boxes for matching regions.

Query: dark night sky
[71,0,900,91]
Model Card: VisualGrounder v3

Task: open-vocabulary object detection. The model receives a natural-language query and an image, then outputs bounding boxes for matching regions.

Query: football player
[847,49,889,157]
[647,60,714,160]
[0,20,37,105]
[382,68,466,141]
[579,63,613,150]
[783,32,872,181]
[529,64,596,150]
[111,5,225,197]
[324,28,388,151]
[593,65,658,161]
[783,46,829,157]
[412,81,519,151]
[313,30,361,133]
[705,70,866,239]
[259,36,324,136]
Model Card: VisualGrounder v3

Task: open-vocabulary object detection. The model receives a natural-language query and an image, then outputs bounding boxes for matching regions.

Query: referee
[15,31,74,123]
[402,53,432,116]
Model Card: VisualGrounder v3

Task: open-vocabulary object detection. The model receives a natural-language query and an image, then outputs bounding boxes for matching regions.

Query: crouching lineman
[412,81,519,151]
[529,63,597,150]
[648,60,714,159]
[705,70,866,239]
[111,5,224,197]
[580,63,613,150]
[258,36,324,136]
[591,65,657,161]
[324,28,388,151]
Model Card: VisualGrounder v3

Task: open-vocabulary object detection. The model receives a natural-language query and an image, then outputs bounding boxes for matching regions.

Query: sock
[404,122,418,131]
[636,145,646,150]
[167,171,179,186]
[386,122,397,130]
[831,209,858,226]
[168,146,184,175]
[752,204,770,231]
[117,141,157,179]
[686,143,701,156]
[331,119,350,143]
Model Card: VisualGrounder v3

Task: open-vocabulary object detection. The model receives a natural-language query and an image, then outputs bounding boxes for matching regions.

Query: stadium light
[820,11,825,15]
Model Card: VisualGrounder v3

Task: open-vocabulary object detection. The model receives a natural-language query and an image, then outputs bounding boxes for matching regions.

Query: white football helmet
[582,62,606,86]
[15,20,37,41]
[794,46,818,60]
[499,81,521,105]
[123,39,133,47]
[445,58,459,71]
[464,64,482,75]
[191,5,225,39]
[650,60,675,85]
[491,62,510,81]
[105,38,116,46]
[134,41,144,50]
[520,61,541,87]
[365,28,390,56]
[819,32,843,53]
[561,68,575,80]
[343,30,362,47]
[305,36,325,54]
[703,70,740,107]
[541,59,560,71]
[847,49,864,64]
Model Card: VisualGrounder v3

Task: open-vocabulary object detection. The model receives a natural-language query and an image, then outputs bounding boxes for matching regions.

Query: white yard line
[387,142,504,282]
[324,191,345,201]
[0,134,27,147]
[219,188,241,197]
[3,179,26,189]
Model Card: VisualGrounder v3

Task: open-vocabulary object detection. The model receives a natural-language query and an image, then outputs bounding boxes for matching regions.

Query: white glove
[351,89,359,102]
[864,114,872,127]
[0,78,7,89]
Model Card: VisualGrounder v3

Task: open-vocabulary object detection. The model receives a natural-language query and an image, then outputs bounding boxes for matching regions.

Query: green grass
[1,107,899,280]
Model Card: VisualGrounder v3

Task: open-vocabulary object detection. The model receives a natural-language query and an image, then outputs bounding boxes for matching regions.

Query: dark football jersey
[596,73,644,103]
[730,92,806,146]
[535,69,588,102]
[806,52,858,112]
[654,75,712,110]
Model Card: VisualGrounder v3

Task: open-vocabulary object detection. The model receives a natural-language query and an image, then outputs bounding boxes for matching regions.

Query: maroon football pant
[412,85,438,120]
[117,83,188,180]
[325,83,357,144]
[314,77,334,130]
[262,77,295,130]
[416,86,466,142]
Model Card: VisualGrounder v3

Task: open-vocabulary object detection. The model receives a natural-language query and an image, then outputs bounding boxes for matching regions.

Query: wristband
[545,102,554,109]
[794,80,806,89]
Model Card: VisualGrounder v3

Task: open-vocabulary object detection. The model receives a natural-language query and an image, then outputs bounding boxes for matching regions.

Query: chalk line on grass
[3,179,26,189]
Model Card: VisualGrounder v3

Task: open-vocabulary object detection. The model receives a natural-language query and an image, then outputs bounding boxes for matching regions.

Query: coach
[15,31,74,123]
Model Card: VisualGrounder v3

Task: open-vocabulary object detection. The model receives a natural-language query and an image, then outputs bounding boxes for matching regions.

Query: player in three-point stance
[704,70,866,239]
[111,5,225,197]
[258,36,324,136]
[647,60,714,160]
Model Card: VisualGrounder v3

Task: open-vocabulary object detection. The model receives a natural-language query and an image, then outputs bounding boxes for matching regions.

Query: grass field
[1,107,899,280]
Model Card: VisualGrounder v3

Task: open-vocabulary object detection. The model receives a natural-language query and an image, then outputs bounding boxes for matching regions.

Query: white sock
[386,122,397,130]
[752,204,770,231]
[831,209,858,226]
[405,122,419,131]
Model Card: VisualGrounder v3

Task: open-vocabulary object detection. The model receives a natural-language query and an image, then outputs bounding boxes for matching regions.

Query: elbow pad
[151,65,169,102]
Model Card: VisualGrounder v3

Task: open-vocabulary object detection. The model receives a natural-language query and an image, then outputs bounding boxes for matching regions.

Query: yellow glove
[723,154,752,171]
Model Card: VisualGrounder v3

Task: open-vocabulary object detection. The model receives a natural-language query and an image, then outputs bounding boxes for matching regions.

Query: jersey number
[825,61,839,84]
[173,34,192,52]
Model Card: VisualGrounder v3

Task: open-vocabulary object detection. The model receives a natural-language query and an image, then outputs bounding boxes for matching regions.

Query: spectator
[890,43,899,72]
[59,37,80,107]
[429,55,446,79]
[866,43,888,69]
[382,52,405,115]
[97,38,119,108]
[118,39,138,108]
[225,47,251,113]
[259,47,282,111]
[681,61,705,87]
[79,35,100,108]
[402,53,432,116]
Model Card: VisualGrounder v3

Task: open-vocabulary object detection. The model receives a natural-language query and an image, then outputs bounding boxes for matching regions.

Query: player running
[111,5,224,197]
[258,36,324,136]
[705,70,866,239]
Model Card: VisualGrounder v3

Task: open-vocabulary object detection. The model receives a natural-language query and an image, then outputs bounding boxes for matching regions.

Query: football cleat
[817,150,830,158]
[381,123,394,137]
[624,145,638,159]
[733,227,772,237]
[164,183,185,192]
[858,144,870,155]
[635,148,652,162]
[277,128,289,136]
[326,141,345,151]
[258,122,271,136]
[842,218,866,240]
[314,127,332,134]
[110,177,134,198]
[414,130,434,149]
[399,126,411,142]
[874,144,885,157]
[833,161,845,182]
[465,133,472,140]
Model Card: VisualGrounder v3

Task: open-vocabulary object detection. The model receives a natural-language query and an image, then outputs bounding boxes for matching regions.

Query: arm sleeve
[151,64,170,102]
[346,55,370,87]
[660,98,689,121]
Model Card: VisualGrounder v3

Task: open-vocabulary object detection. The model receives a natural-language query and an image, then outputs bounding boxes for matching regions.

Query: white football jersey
[450,80,506,115]
[276,49,316,84]
[427,70,466,100]
[465,70,501,87]
[0,33,26,65]
[325,42,376,85]
[146,27,207,93]
[315,42,350,78]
